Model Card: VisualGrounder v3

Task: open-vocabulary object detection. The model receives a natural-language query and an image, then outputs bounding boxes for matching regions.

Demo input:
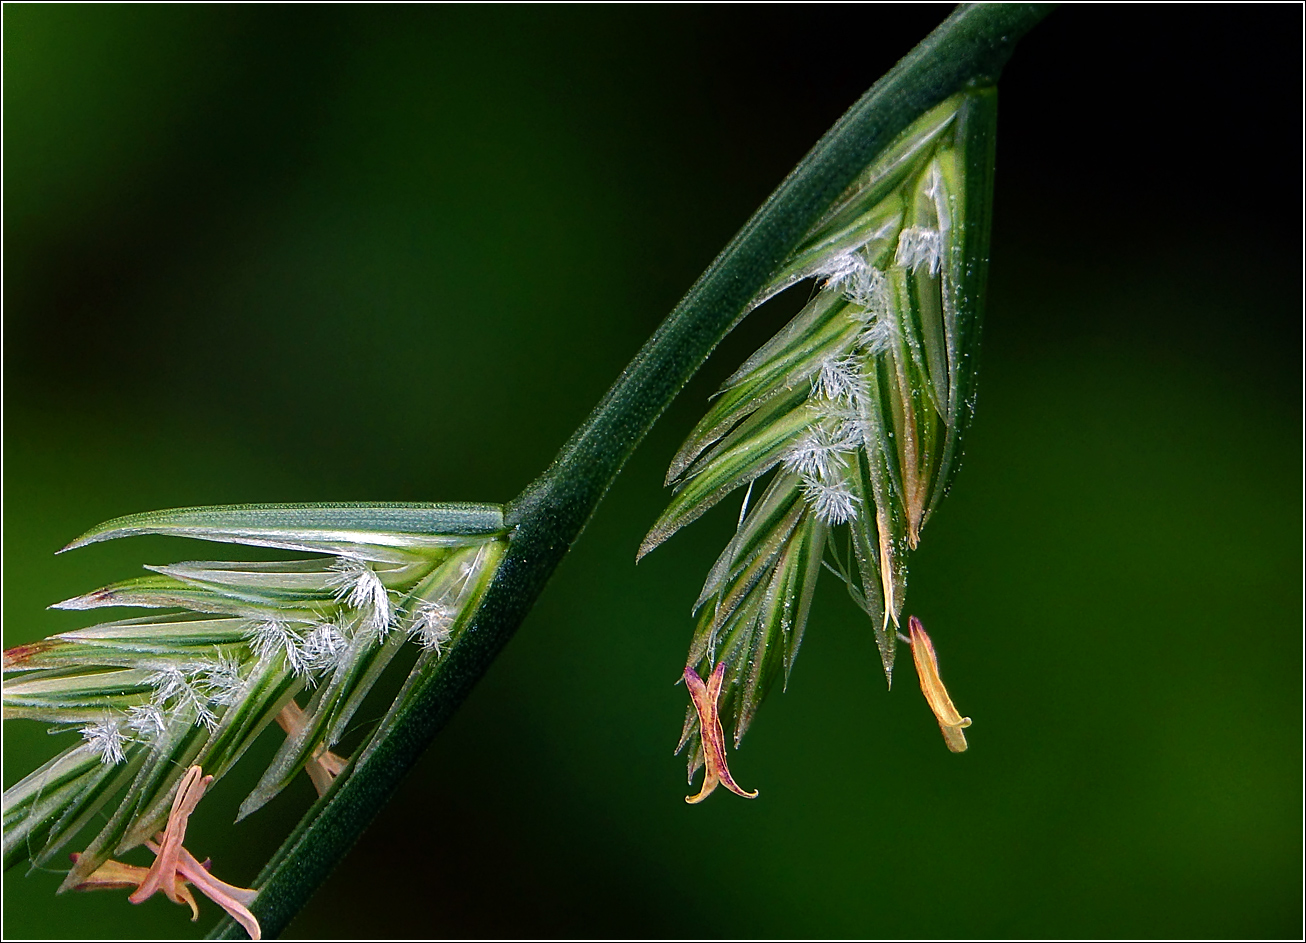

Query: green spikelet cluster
[641,89,998,781]
[3,503,506,886]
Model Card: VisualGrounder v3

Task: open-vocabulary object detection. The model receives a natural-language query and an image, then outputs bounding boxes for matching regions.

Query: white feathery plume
[301,619,350,673]
[328,557,393,635]
[816,252,867,293]
[844,263,888,312]
[201,651,246,706]
[782,426,851,481]
[811,354,866,404]
[894,226,941,276]
[858,312,897,355]
[81,719,126,765]
[800,472,861,525]
[147,665,217,730]
[124,704,167,741]
[248,618,308,675]
[409,600,455,654]
[834,415,867,453]
[839,263,895,354]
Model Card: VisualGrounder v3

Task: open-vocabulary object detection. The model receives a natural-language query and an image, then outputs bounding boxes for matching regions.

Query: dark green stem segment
[212,4,1054,937]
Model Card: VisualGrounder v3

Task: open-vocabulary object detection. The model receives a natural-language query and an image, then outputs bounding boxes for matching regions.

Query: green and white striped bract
[640,89,997,780]
[2,503,507,889]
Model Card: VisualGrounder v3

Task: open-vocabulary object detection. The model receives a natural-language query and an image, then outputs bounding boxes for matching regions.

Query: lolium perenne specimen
[3,503,507,931]
[4,6,1053,936]
[642,92,990,798]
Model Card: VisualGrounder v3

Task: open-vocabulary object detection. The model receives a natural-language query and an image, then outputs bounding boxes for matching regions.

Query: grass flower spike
[5,8,1056,933]
[3,502,507,911]
[645,89,996,795]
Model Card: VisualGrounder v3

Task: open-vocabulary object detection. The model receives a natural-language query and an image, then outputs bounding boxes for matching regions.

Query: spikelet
[644,89,996,789]
[2,503,507,883]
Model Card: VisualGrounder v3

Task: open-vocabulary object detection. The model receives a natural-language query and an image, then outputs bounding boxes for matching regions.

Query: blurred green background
[4,5,1300,938]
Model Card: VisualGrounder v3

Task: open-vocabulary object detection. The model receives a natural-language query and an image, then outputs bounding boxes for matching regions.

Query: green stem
[212,4,1054,937]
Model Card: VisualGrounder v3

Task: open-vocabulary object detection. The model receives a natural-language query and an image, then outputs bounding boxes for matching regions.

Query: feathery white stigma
[125,704,167,740]
[858,314,896,355]
[817,252,867,292]
[81,720,126,765]
[840,263,894,354]
[147,665,217,730]
[782,426,851,481]
[201,652,245,705]
[834,414,866,453]
[409,600,456,654]
[800,473,860,525]
[895,226,941,276]
[328,558,393,635]
[248,618,308,675]
[811,354,865,404]
[844,263,888,312]
[301,620,349,672]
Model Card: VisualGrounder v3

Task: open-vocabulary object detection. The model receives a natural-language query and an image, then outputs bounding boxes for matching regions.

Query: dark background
[4,5,1301,938]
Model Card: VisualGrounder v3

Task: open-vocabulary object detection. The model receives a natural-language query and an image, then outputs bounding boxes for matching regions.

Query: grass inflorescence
[3,503,507,889]
[643,90,997,785]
